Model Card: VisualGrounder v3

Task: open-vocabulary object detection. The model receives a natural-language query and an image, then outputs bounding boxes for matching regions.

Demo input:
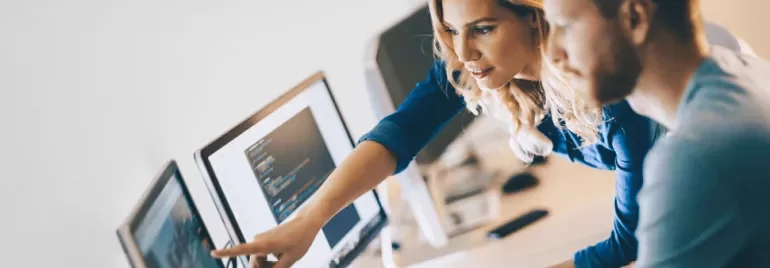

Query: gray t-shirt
[635,46,770,268]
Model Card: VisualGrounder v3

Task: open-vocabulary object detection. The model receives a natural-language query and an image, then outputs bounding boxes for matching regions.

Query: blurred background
[0,0,766,267]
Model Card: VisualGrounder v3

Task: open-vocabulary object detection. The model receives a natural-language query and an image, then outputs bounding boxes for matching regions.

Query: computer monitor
[194,71,388,268]
[363,3,472,248]
[364,3,475,165]
[116,160,224,268]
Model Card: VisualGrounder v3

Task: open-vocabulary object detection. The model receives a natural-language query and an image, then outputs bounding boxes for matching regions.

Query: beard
[588,31,644,106]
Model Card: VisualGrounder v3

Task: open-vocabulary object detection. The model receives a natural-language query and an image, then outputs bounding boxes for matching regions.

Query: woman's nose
[456,37,480,63]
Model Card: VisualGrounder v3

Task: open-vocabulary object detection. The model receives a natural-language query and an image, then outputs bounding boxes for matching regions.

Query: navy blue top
[358,61,658,268]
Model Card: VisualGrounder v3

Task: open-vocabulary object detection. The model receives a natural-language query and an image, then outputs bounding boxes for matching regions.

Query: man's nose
[547,29,568,66]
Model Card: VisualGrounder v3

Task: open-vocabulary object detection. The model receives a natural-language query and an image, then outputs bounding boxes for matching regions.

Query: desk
[388,155,616,267]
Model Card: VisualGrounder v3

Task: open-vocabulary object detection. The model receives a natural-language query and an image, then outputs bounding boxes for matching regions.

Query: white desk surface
[393,154,617,268]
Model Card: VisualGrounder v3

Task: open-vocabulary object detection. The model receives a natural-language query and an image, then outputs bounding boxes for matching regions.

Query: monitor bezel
[194,71,389,267]
[116,160,224,268]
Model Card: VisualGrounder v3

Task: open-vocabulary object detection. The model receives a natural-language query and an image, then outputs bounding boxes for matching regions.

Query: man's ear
[621,0,653,45]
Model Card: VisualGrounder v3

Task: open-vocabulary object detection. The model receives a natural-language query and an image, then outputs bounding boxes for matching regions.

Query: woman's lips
[468,67,494,79]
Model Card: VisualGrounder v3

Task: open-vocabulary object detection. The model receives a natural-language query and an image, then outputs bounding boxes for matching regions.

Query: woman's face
[441,0,540,90]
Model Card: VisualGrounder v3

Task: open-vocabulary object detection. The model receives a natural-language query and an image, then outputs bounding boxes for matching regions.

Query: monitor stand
[376,182,398,268]
[374,165,447,268]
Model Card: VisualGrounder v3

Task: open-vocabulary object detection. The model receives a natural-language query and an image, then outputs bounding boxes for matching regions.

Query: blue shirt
[635,47,770,268]
[358,61,659,268]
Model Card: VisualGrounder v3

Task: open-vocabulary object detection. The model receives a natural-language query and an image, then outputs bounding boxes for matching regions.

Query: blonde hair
[428,0,602,163]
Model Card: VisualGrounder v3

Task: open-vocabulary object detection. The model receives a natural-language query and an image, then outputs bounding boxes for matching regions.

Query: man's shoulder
[678,49,770,146]
[646,118,770,184]
[685,47,770,117]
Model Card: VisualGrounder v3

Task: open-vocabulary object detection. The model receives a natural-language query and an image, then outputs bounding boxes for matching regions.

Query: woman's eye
[445,28,458,35]
[472,26,495,35]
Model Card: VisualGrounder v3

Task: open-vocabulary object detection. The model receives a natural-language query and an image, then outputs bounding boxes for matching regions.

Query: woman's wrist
[297,200,333,230]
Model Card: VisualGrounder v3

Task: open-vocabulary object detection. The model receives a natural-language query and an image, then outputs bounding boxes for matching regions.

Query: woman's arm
[573,102,657,268]
[298,140,397,225]
[358,61,466,173]
[305,60,466,222]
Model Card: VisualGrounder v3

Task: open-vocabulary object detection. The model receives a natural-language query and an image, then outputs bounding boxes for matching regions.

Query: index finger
[210,241,269,258]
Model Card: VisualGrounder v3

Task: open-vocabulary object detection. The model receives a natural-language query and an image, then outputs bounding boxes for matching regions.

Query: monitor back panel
[374,4,476,164]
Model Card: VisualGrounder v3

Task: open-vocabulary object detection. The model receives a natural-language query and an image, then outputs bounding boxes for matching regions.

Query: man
[543,0,770,267]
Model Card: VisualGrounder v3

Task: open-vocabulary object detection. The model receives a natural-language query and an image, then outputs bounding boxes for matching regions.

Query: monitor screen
[196,72,387,268]
[118,161,223,268]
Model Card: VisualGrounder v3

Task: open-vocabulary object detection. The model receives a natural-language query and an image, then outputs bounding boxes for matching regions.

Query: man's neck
[630,31,709,130]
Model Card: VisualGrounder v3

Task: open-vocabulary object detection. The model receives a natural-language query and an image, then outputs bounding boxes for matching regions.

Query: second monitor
[195,72,388,268]
[116,160,224,268]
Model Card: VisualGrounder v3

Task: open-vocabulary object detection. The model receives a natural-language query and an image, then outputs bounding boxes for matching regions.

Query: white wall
[701,0,770,58]
[0,0,427,267]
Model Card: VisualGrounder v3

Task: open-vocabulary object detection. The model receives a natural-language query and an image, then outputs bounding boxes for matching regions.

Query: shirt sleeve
[634,137,749,268]
[573,106,656,268]
[357,61,465,174]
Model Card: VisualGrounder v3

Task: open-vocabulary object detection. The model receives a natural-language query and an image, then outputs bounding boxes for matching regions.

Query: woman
[212,0,657,267]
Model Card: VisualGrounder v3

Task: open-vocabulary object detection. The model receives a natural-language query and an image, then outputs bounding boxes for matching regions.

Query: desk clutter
[424,151,546,238]
[374,155,616,268]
